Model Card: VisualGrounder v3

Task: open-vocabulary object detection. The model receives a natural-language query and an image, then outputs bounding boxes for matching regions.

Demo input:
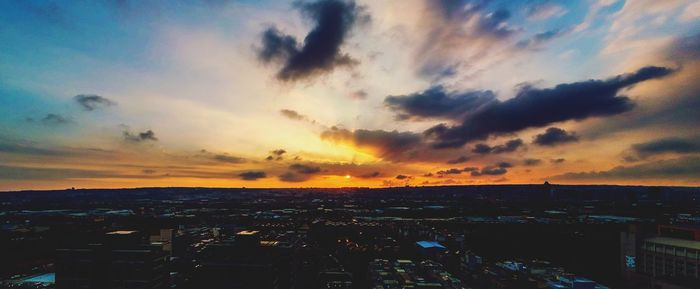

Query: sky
[1,0,699,191]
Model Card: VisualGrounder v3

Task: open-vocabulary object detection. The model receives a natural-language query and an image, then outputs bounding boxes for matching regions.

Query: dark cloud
[0,139,67,156]
[523,158,542,166]
[142,169,157,174]
[358,171,381,178]
[321,127,422,161]
[385,86,495,121]
[497,162,513,168]
[257,0,366,81]
[462,167,479,172]
[40,113,71,125]
[419,66,673,148]
[472,144,492,154]
[552,157,700,181]
[123,130,158,142]
[74,94,116,111]
[239,171,267,181]
[472,138,524,154]
[477,9,515,38]
[516,28,569,49]
[267,149,287,161]
[280,109,313,122]
[533,127,578,146]
[437,168,462,175]
[583,34,700,136]
[279,163,321,182]
[668,32,700,62]
[624,137,700,161]
[0,165,110,180]
[421,179,460,185]
[213,154,246,164]
[551,158,566,164]
[471,166,508,176]
[446,155,469,164]
[289,163,322,174]
[350,90,368,100]
[395,174,411,180]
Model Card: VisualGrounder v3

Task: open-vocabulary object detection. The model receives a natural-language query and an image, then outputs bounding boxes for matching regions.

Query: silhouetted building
[194,230,293,289]
[55,230,169,289]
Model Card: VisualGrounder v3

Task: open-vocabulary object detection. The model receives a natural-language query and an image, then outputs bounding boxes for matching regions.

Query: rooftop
[645,237,700,250]
[107,230,138,235]
[416,241,446,249]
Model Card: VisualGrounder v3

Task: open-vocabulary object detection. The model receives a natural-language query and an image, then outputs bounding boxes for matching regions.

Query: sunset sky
[1,0,699,190]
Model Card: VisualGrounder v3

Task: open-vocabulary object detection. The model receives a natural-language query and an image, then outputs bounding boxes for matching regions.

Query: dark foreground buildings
[55,230,169,289]
[621,225,700,289]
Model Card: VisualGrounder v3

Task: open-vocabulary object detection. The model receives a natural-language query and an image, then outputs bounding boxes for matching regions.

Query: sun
[345,175,351,179]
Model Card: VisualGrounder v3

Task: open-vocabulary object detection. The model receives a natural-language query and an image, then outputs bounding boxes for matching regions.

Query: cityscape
[2,0,700,288]
[1,185,699,289]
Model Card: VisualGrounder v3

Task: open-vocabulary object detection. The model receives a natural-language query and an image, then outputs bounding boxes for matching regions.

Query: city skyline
[1,0,700,190]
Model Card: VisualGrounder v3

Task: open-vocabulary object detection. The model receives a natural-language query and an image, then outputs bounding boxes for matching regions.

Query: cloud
[289,163,322,174]
[552,157,700,181]
[416,1,517,78]
[421,179,461,185]
[471,138,524,154]
[585,34,700,136]
[358,171,380,178]
[385,86,496,121]
[467,162,512,177]
[320,126,422,161]
[350,90,368,100]
[395,174,411,180]
[668,32,700,62]
[239,171,267,180]
[40,113,71,125]
[123,129,158,142]
[279,163,322,182]
[523,158,542,166]
[266,149,287,161]
[437,168,462,175]
[526,2,567,20]
[551,158,566,164]
[74,94,116,111]
[446,156,469,164]
[213,154,246,164]
[516,28,569,49]
[280,109,313,122]
[477,9,516,38]
[497,162,513,168]
[421,66,674,148]
[533,127,578,146]
[624,137,700,161]
[256,0,366,81]
[0,165,111,180]
[0,139,67,156]
[470,166,507,176]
